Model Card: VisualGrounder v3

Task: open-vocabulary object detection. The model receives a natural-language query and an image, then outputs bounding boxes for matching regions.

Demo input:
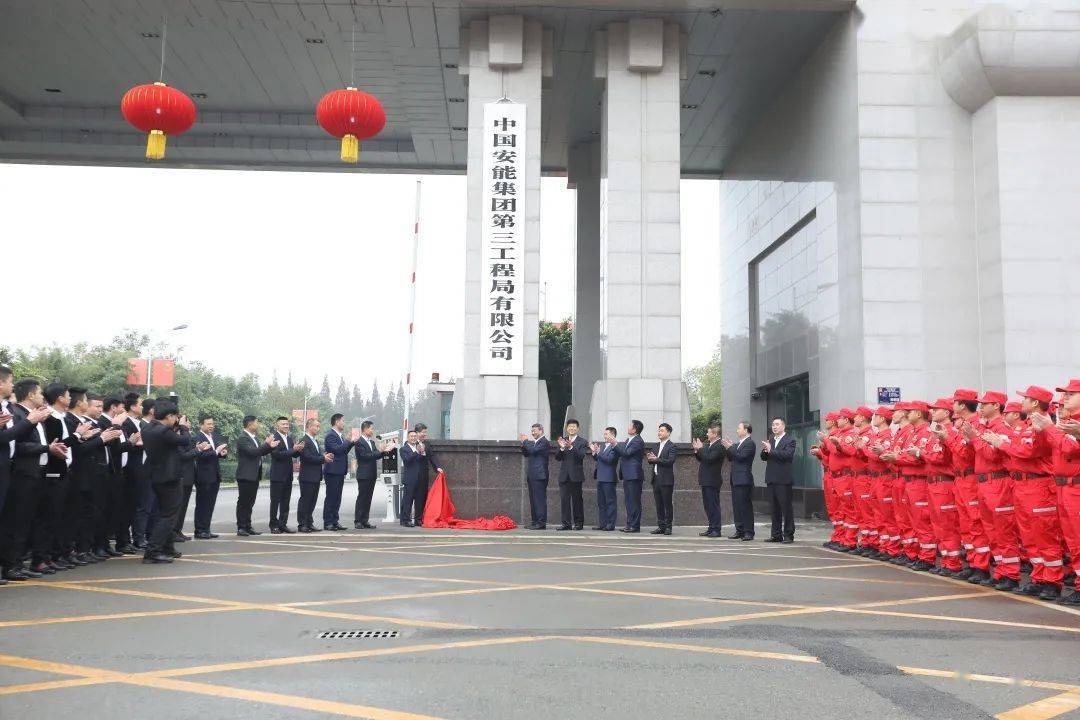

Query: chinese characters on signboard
[480,102,525,376]
[877,387,901,404]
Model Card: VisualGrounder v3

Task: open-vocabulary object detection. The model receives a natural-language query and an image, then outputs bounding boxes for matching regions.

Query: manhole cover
[316,630,399,639]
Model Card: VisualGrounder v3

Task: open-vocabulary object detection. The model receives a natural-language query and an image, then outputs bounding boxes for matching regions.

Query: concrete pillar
[589,19,691,442]
[566,141,602,437]
[450,15,552,440]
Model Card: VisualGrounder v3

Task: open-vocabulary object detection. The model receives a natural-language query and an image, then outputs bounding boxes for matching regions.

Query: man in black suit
[235,415,276,536]
[723,421,757,540]
[100,396,136,554]
[760,416,797,543]
[70,392,122,565]
[692,423,725,537]
[141,401,191,563]
[268,416,302,533]
[0,368,48,584]
[519,423,550,529]
[613,419,646,532]
[192,415,227,539]
[297,417,331,532]
[555,418,588,531]
[1,379,65,581]
[119,394,149,550]
[174,421,206,542]
[400,424,441,527]
[353,420,394,529]
[646,423,677,535]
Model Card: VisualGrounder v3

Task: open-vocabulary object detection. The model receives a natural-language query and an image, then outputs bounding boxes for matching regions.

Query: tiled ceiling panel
[0,0,845,174]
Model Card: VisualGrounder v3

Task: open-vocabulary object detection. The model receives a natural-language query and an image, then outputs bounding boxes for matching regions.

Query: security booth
[377,431,401,524]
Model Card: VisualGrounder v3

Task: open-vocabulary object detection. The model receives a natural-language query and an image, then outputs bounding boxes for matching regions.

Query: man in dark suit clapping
[297,418,331,533]
[268,417,302,533]
[353,420,394,530]
[192,415,228,539]
[555,419,588,531]
[614,419,646,533]
[723,421,757,540]
[140,401,191,563]
[322,414,356,531]
[236,415,276,536]
[692,423,725,537]
[646,423,677,535]
[589,426,620,531]
[760,416,797,543]
[519,423,550,530]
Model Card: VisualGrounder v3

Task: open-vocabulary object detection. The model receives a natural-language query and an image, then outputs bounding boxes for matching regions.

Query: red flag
[152,358,175,387]
[126,358,148,386]
[421,472,516,531]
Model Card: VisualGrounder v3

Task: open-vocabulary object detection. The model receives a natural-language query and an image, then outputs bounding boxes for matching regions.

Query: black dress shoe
[116,544,138,555]
[281,526,296,533]
[572,525,584,531]
[741,536,754,541]
[105,546,124,557]
[270,527,283,534]
[400,522,415,528]
[333,524,347,531]
[782,538,794,544]
[174,532,189,543]
[194,532,212,540]
[728,534,745,540]
[602,526,615,531]
[246,527,262,536]
[134,540,148,550]
[31,562,55,575]
[555,525,572,531]
[619,527,639,533]
[67,553,89,566]
[20,567,43,578]
[76,552,97,564]
[92,549,110,560]
[650,528,665,535]
[298,526,313,533]
[207,532,219,539]
[2,569,30,581]
[142,553,174,564]
[702,531,721,538]
[361,523,377,529]
[592,526,606,531]
[236,528,251,537]
[168,550,182,559]
[663,528,672,535]
[527,524,546,530]
[764,537,782,543]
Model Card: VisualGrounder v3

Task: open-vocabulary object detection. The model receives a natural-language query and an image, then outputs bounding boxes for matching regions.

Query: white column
[566,141,602,437]
[589,19,690,442]
[450,15,551,440]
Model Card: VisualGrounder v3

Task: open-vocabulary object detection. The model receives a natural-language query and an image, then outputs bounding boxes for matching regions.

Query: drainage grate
[317,630,399,640]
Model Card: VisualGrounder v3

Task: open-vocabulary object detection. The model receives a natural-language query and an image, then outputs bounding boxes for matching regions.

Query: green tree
[684,342,722,414]
[539,320,573,437]
[319,374,331,402]
[334,377,350,415]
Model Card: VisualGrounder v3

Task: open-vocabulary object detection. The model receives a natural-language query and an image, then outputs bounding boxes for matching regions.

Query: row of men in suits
[186,413,398,536]
[517,417,797,540]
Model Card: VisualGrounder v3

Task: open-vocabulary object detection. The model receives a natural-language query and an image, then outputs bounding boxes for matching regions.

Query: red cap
[977,390,1008,406]
[1016,386,1052,405]
[893,401,909,411]
[838,407,855,420]
[825,411,838,421]
[952,388,978,402]
[1004,401,1023,414]
[1055,379,1080,393]
[930,397,954,411]
[875,406,894,420]
[855,406,874,419]
[907,400,929,413]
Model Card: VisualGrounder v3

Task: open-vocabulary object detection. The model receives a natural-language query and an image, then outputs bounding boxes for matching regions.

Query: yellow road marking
[842,608,1080,634]
[995,692,1080,720]
[0,605,243,629]
[625,606,827,629]
[561,635,820,664]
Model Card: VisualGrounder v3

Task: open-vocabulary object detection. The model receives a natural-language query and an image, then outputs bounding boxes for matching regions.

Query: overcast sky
[2,163,720,393]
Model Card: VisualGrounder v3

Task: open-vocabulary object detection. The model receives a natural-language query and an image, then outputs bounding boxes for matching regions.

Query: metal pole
[403,178,422,436]
[145,336,153,396]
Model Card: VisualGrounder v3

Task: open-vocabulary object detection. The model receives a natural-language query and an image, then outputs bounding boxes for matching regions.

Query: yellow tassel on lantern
[146,129,167,160]
[340,133,358,163]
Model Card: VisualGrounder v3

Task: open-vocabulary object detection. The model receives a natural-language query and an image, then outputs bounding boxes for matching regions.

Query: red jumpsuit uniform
[842,424,877,550]
[970,417,1022,582]
[896,421,937,564]
[1041,423,1080,581]
[997,421,1065,589]
[922,426,962,572]
[946,421,991,573]
[829,426,859,548]
[867,425,899,557]
[813,431,843,544]
[889,423,917,560]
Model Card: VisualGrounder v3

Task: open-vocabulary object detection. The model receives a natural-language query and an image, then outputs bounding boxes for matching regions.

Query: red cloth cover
[422,472,516,530]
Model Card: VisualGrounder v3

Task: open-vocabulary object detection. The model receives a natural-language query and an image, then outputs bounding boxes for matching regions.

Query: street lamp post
[146,323,189,396]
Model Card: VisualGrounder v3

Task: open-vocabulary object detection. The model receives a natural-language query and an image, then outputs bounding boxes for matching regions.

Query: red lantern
[120,82,197,160]
[315,87,386,163]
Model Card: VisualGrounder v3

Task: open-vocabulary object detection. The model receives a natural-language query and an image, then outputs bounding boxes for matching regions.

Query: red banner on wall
[126,358,147,386]
[292,409,318,422]
[126,358,175,387]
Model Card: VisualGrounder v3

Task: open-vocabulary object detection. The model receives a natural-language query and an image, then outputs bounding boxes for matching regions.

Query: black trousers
[193,480,219,534]
[652,482,674,530]
[401,478,428,525]
[526,478,548,525]
[235,480,259,529]
[322,473,344,526]
[41,473,70,561]
[558,481,584,528]
[132,467,154,544]
[623,478,643,530]
[269,481,292,529]
[1,469,43,568]
[101,470,122,546]
[700,485,722,532]
[731,484,755,538]
[353,478,377,525]
[297,481,320,528]
[597,482,617,529]
[147,479,181,555]
[768,483,795,540]
[117,466,141,546]
[56,474,81,556]
[175,482,193,533]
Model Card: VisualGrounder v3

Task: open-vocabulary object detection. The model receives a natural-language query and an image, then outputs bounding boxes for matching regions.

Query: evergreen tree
[369,381,382,419]
[351,384,364,422]
[334,377,350,413]
[319,374,331,401]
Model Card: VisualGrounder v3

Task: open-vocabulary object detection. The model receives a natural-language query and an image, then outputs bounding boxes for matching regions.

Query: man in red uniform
[1033,379,1080,605]
[962,390,1021,590]
[827,409,859,550]
[811,412,842,549]
[947,389,992,584]
[982,386,1065,601]
[925,398,963,575]
[888,401,936,571]
[867,406,898,559]
[878,403,917,564]
[843,406,878,555]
